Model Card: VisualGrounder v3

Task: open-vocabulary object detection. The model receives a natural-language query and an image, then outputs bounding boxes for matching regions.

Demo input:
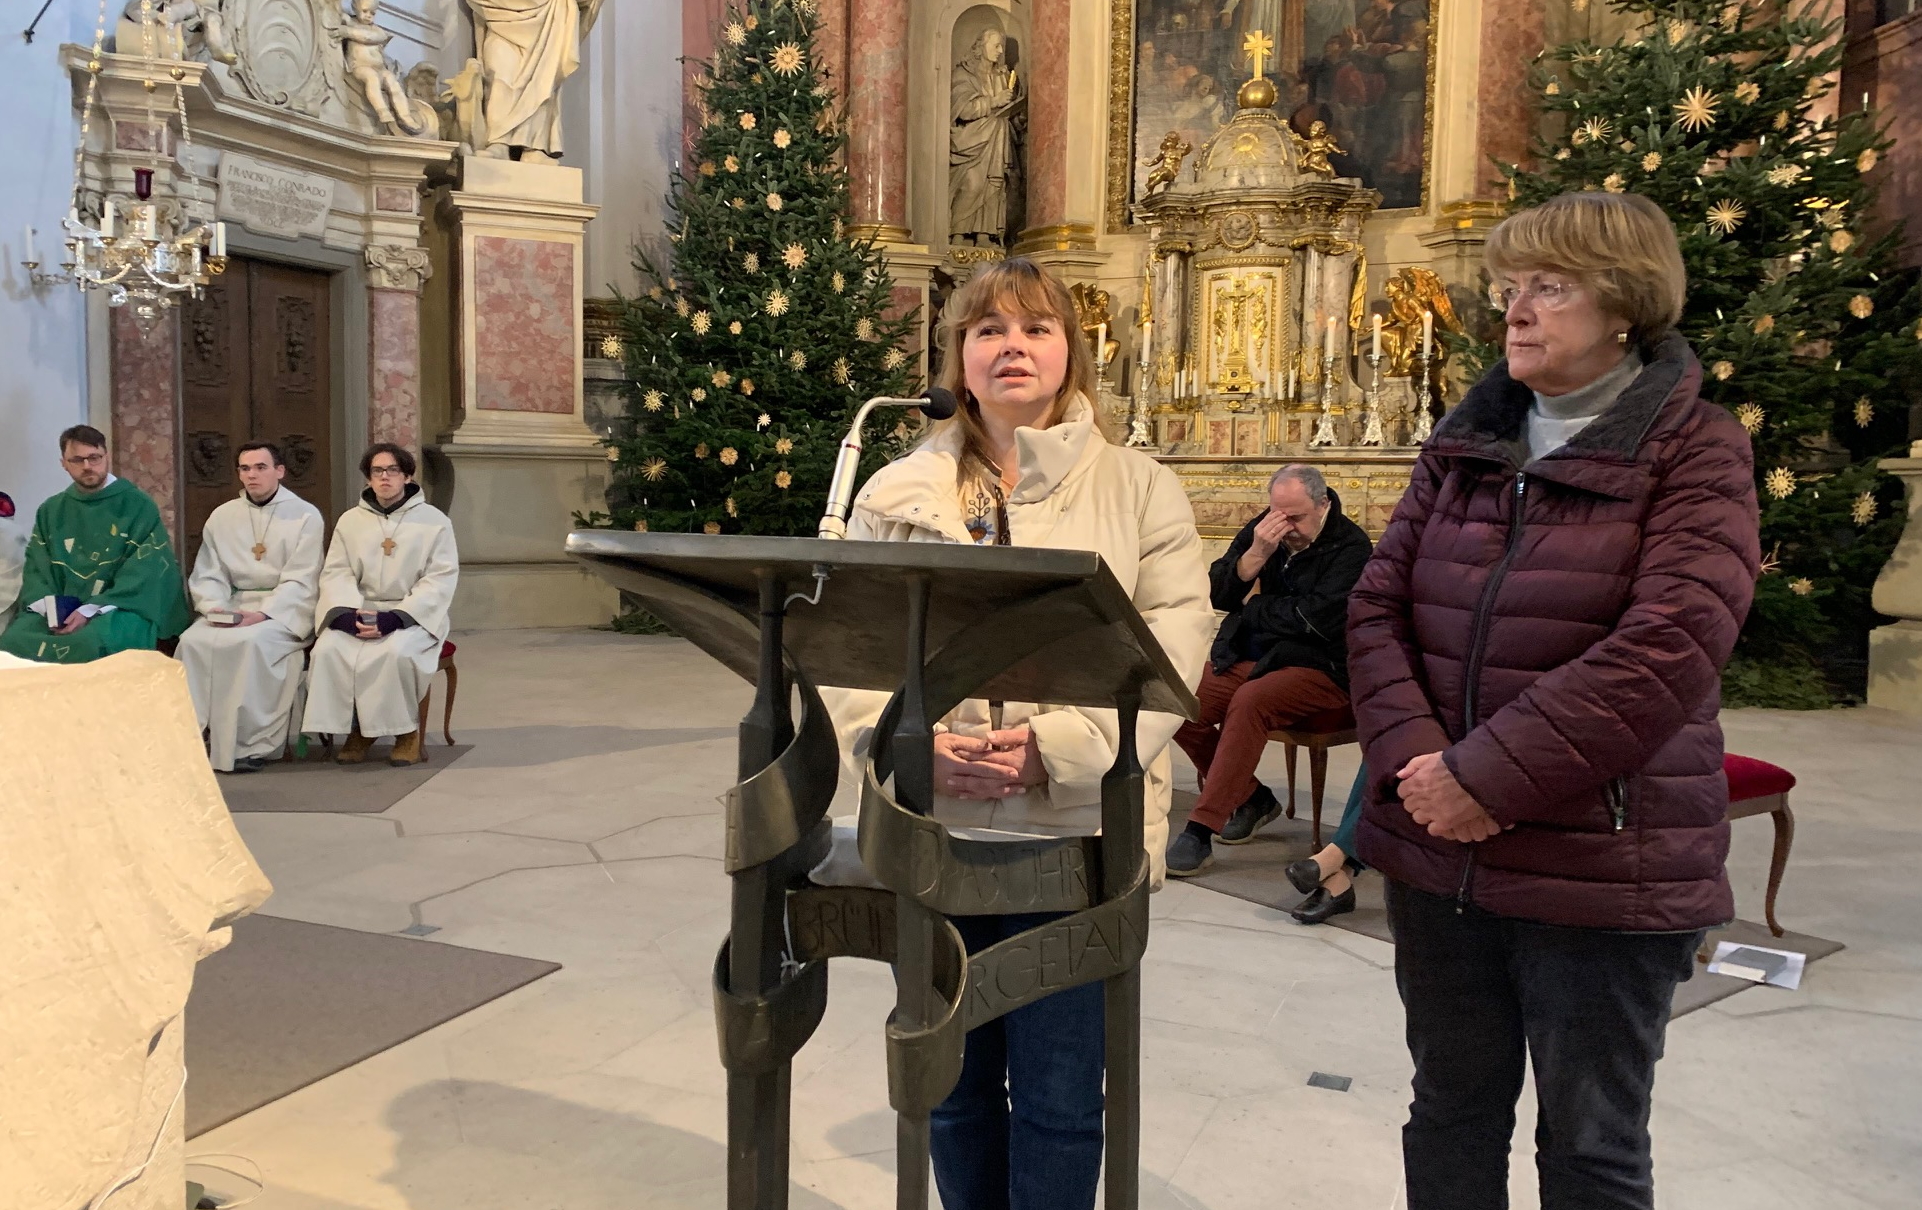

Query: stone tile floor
[195,629,1922,1209]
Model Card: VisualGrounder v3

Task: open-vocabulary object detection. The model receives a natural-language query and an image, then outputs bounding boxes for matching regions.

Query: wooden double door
[179,257,335,568]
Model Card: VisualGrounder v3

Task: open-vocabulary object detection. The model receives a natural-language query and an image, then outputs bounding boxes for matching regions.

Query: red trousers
[1174,661,1349,833]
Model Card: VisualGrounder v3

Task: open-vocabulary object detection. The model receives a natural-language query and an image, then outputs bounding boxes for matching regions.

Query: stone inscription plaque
[217,152,334,240]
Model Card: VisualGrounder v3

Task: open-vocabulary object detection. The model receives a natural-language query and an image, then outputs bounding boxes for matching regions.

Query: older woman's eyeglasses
[1489,278,1580,312]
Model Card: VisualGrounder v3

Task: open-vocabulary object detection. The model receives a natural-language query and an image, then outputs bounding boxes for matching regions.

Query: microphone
[817,388,959,539]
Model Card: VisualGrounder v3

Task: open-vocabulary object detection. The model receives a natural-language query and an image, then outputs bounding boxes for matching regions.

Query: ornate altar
[1126,35,1439,544]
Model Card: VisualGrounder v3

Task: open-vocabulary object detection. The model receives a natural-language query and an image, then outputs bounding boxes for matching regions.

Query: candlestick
[1309,346,1338,448]
[1421,309,1434,360]
[1360,345,1386,447]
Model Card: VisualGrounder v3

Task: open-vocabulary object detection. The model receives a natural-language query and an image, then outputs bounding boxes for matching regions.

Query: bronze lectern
[567,532,1199,1210]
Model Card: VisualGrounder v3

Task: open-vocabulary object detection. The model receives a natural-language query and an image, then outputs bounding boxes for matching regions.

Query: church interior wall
[3,0,98,520]
[566,0,684,298]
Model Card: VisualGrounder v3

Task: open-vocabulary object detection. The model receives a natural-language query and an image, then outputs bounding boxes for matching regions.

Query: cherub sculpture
[341,0,429,135]
[1379,267,1464,379]
[115,0,235,64]
[1141,131,1193,196]
[1290,120,1343,178]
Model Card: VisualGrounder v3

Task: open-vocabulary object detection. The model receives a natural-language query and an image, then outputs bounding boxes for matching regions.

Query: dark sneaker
[229,756,269,774]
[1165,829,1215,877]
[1218,783,1282,845]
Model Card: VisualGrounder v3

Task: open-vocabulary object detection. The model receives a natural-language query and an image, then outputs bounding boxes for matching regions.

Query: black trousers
[1386,880,1704,1210]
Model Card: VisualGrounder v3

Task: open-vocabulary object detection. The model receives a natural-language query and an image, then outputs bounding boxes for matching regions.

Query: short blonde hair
[1486,192,1688,345]
[932,257,1111,484]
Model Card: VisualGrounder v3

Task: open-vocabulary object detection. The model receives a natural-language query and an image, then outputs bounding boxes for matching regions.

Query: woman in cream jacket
[822,257,1214,1210]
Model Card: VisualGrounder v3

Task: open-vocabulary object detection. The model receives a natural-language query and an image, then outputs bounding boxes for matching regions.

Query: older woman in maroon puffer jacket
[1349,191,1760,1210]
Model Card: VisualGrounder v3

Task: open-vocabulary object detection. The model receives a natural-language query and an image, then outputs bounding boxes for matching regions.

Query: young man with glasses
[0,426,191,663]
[305,443,460,766]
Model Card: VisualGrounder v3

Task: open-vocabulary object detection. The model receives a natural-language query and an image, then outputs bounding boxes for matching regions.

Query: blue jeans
[1331,762,1366,868]
[931,911,1106,1210]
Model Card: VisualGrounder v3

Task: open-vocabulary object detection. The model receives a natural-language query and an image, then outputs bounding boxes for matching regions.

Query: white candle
[102,200,116,238]
[1096,322,1108,360]
[141,206,157,240]
[1140,320,1152,366]
[213,220,225,257]
[1372,313,1382,359]
[1286,368,1296,400]
[1421,309,1434,359]
[1324,316,1336,359]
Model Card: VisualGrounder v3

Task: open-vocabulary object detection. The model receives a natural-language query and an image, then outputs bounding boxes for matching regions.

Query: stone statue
[949,27,1022,247]
[1291,120,1344,178]
[464,0,604,161]
[1140,131,1193,196]
[115,0,235,64]
[342,0,430,135]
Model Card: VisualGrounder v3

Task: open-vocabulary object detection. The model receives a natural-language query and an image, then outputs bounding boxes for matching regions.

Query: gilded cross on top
[1242,29,1274,79]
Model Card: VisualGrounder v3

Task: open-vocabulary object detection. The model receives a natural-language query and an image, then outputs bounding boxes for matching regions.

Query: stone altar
[1127,35,1429,543]
[1868,453,1922,714]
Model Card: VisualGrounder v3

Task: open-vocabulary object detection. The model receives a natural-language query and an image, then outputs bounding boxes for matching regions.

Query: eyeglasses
[1489,278,1581,312]
[368,466,407,478]
[63,452,107,467]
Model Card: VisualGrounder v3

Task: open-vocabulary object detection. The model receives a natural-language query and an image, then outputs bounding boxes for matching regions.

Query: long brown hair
[932,257,1112,486]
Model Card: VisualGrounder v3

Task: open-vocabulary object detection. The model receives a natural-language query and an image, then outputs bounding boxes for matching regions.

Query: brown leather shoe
[388,729,424,766]
[337,727,375,765]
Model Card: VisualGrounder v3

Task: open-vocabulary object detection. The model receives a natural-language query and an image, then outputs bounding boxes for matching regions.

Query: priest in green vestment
[0,426,192,664]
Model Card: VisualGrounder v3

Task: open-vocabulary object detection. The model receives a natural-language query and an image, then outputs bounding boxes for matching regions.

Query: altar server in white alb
[177,442,325,773]
[306,443,458,766]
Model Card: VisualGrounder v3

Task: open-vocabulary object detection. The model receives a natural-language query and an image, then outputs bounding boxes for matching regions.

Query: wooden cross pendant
[381,537,397,556]
[252,542,267,560]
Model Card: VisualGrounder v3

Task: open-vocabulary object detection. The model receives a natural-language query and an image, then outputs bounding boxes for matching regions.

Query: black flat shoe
[1290,884,1357,925]
[1285,858,1324,895]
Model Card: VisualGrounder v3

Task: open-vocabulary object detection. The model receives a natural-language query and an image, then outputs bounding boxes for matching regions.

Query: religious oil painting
[1127,0,1433,212]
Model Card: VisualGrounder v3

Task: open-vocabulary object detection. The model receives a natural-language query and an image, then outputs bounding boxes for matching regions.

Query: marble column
[1024,0,1069,236]
[365,245,432,455]
[846,0,910,240]
[815,0,849,111]
[682,0,727,161]
[1473,0,1546,199]
[109,307,182,543]
[1012,0,1102,276]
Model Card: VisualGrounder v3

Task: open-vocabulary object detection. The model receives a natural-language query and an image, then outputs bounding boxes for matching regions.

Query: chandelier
[36,0,228,319]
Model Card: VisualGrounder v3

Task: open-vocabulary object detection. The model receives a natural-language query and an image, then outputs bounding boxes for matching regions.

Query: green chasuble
[0,477,192,664]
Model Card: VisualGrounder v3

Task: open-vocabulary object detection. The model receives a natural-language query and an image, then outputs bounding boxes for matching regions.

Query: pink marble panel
[113,122,171,154]
[374,186,417,214]
[1234,417,1263,456]
[1206,419,1232,456]
[846,0,908,227]
[109,307,181,543]
[369,287,422,452]
[1474,0,1546,198]
[1025,0,1070,229]
[473,235,575,413]
[1164,417,1189,446]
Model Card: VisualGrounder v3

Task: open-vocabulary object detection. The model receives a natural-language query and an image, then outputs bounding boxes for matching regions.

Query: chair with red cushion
[1724,752,1796,937]
[1267,704,1360,849]
[414,639,459,757]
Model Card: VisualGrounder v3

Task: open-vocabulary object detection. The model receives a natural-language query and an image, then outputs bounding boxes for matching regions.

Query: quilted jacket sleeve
[1444,408,1760,826]
[1347,452,1454,804]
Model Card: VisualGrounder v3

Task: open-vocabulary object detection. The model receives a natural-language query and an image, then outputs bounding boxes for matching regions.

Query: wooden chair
[1723,752,1795,938]
[1268,704,1359,849]
[415,639,459,757]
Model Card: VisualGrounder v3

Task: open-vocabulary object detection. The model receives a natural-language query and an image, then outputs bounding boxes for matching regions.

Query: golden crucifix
[252,542,267,560]
[1242,29,1274,79]
[381,537,397,556]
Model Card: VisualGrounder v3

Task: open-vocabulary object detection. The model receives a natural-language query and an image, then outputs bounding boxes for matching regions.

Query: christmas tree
[1479,0,1922,706]
[599,0,919,538]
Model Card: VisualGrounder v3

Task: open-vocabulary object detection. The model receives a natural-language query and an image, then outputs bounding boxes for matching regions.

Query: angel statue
[1379,267,1464,378]
[1140,131,1193,196]
[114,0,235,64]
[1290,120,1343,178]
[342,0,431,135]
[1068,283,1121,368]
